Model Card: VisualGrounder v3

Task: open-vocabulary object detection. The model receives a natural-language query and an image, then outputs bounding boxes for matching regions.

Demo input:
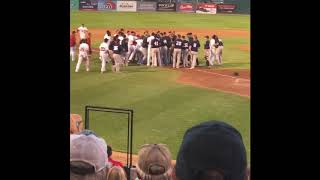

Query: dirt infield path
[112,151,176,166]
[175,68,250,98]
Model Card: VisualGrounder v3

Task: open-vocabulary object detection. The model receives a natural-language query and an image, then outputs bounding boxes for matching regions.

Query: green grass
[70,11,250,163]
[71,11,250,30]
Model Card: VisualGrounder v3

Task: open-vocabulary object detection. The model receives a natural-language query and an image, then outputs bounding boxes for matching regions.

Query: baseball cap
[70,135,108,174]
[175,120,247,180]
[136,144,173,179]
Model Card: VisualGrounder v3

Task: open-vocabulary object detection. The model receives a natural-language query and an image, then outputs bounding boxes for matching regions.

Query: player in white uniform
[104,30,111,41]
[77,24,88,41]
[209,35,217,66]
[135,36,144,64]
[99,39,110,73]
[75,39,90,72]
[70,31,77,62]
[127,31,137,62]
[147,33,155,66]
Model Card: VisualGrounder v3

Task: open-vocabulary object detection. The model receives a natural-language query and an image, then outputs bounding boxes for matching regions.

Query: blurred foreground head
[70,135,109,180]
[136,144,173,180]
[175,120,248,180]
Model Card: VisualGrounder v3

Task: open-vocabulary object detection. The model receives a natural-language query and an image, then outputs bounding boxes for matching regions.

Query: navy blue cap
[175,120,247,180]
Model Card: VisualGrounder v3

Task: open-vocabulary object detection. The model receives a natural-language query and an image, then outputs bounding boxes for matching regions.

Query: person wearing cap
[77,24,88,41]
[215,36,224,65]
[104,30,111,41]
[209,34,218,67]
[135,35,144,65]
[70,31,77,62]
[136,144,173,180]
[147,32,155,66]
[189,35,200,69]
[181,35,189,68]
[175,120,249,180]
[141,34,149,65]
[107,145,124,168]
[150,34,162,67]
[70,135,109,180]
[107,166,128,180]
[204,35,210,66]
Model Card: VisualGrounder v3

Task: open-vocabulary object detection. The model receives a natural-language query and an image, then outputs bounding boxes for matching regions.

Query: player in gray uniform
[109,37,124,72]
[172,34,183,68]
[189,35,201,69]
[151,34,162,67]
[215,37,224,65]
[141,34,149,65]
[181,36,189,68]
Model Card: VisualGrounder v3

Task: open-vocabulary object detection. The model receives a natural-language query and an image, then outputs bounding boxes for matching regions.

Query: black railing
[85,106,134,180]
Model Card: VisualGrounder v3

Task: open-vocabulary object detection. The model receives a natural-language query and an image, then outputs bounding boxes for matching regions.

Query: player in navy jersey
[141,35,149,65]
[160,32,169,65]
[109,38,124,72]
[204,35,210,66]
[172,34,183,68]
[181,36,189,68]
[215,36,224,65]
[189,35,201,69]
[151,35,161,67]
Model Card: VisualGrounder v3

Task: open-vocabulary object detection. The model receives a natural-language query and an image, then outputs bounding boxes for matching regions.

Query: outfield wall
[72,0,249,14]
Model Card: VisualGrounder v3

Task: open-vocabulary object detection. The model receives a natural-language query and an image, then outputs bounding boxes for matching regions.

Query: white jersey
[104,34,111,40]
[118,36,124,44]
[136,39,143,49]
[147,36,155,46]
[78,26,88,39]
[136,39,143,47]
[79,43,89,57]
[210,39,216,49]
[128,35,136,45]
[99,42,109,54]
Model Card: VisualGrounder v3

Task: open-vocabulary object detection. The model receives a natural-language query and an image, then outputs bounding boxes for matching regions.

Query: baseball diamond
[70,7,250,170]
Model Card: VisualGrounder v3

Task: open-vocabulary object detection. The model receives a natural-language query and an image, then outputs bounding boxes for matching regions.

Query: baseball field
[70,11,250,163]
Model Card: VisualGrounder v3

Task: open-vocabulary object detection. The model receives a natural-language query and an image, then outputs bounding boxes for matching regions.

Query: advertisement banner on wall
[177,3,194,12]
[117,1,137,12]
[98,0,117,11]
[79,0,98,10]
[217,4,236,13]
[157,2,176,12]
[137,2,157,11]
[196,3,217,14]
[71,0,79,10]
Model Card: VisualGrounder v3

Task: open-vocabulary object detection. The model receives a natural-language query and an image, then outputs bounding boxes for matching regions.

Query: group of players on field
[70,24,224,73]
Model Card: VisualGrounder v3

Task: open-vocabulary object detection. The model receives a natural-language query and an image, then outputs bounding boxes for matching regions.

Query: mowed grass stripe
[71,11,250,30]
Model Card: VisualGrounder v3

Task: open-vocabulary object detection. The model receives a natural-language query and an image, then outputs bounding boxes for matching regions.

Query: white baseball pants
[173,49,182,68]
[75,54,90,72]
[209,48,216,66]
[70,46,76,61]
[147,45,152,66]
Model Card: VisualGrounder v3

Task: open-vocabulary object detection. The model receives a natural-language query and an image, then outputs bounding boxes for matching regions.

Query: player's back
[147,36,154,45]
[174,39,183,49]
[79,43,89,56]
[136,39,143,46]
[99,42,109,52]
[210,38,216,48]
[182,40,189,50]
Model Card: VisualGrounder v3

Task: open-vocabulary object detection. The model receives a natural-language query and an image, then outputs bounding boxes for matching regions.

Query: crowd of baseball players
[70,24,224,73]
